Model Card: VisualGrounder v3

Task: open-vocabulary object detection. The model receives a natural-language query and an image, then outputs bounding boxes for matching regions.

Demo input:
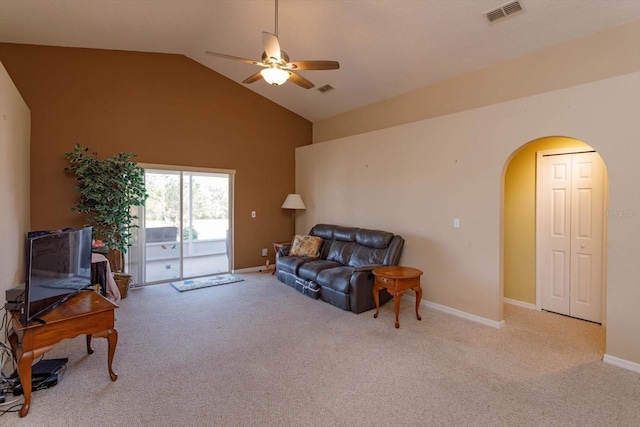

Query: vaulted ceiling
[1,0,639,122]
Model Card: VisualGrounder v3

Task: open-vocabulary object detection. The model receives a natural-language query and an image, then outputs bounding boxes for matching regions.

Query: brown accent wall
[0,43,311,270]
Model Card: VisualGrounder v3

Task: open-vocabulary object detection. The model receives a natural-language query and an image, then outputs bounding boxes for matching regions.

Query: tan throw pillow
[289,235,322,258]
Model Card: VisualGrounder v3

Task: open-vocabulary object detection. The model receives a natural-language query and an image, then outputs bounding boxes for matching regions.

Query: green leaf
[64,144,148,254]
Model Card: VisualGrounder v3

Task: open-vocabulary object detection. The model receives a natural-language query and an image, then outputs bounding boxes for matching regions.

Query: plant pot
[113,273,132,299]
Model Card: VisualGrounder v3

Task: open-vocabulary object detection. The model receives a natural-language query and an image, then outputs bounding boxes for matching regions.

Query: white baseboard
[404,295,505,329]
[603,354,640,373]
[504,298,538,310]
[233,265,274,274]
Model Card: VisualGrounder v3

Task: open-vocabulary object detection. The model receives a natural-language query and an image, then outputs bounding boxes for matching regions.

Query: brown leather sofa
[276,224,404,313]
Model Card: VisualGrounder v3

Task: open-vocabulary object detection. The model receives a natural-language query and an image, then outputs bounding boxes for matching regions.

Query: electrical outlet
[261,248,268,256]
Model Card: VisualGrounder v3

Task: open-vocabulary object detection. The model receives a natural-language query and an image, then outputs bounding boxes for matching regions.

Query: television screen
[21,227,92,323]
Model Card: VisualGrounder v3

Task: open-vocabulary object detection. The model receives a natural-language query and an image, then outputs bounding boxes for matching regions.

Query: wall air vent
[484,0,524,24]
[317,84,335,94]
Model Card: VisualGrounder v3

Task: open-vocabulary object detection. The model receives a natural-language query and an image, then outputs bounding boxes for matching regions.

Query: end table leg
[414,286,423,321]
[373,284,381,319]
[106,328,118,381]
[394,291,402,328]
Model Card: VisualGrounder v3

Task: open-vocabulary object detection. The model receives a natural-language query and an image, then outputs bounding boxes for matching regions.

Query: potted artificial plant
[65,143,148,298]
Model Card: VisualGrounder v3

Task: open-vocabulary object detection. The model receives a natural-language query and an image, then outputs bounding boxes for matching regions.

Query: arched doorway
[502,136,608,324]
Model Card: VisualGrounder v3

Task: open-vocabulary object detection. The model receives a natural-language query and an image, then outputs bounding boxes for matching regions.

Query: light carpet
[2,273,639,426]
[169,273,243,292]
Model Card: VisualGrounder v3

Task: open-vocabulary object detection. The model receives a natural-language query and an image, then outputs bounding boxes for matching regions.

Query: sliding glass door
[129,167,233,286]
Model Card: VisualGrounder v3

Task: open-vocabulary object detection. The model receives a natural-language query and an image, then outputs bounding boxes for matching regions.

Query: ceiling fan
[205,0,339,89]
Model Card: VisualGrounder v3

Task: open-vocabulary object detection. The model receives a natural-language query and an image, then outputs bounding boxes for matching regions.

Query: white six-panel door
[540,152,604,323]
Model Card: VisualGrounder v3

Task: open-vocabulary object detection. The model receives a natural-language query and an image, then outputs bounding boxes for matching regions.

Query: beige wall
[0,44,311,270]
[504,137,591,304]
[299,72,640,365]
[0,60,30,309]
[314,19,640,144]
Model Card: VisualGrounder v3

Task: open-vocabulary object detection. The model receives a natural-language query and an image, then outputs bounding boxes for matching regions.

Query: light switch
[251,211,256,218]
[453,218,460,228]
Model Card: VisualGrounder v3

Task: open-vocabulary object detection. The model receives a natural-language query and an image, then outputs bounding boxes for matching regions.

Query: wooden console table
[8,290,118,417]
[372,266,423,328]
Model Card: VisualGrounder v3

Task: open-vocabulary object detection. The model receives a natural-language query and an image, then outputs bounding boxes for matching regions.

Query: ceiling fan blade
[288,60,340,71]
[205,51,263,66]
[262,32,281,62]
[288,71,315,89]
[242,71,263,84]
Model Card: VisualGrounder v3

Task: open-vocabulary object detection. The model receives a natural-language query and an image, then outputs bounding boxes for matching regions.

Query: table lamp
[281,193,306,237]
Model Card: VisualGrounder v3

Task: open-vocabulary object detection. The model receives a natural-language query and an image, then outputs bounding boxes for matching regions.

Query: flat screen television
[20,227,93,324]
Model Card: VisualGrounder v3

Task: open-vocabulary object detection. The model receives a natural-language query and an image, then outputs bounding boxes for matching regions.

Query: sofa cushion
[310,224,336,259]
[316,266,355,294]
[334,226,358,242]
[309,224,336,240]
[355,229,393,249]
[277,256,312,275]
[348,229,394,267]
[290,235,322,258]
[348,245,387,268]
[327,240,357,265]
[298,260,342,281]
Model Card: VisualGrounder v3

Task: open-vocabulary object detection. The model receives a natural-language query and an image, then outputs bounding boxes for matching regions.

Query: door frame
[535,147,608,324]
[133,163,235,286]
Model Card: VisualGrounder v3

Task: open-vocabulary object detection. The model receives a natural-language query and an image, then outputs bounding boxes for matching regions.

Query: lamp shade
[261,67,290,86]
[281,194,306,210]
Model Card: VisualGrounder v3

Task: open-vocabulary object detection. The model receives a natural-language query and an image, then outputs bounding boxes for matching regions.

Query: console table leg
[86,334,94,354]
[106,328,118,381]
[17,350,34,417]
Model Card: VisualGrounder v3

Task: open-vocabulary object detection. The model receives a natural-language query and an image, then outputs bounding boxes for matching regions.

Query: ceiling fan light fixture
[261,67,290,86]
[206,0,338,89]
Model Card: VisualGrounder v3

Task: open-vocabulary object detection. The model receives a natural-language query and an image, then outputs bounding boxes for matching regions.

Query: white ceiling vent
[317,84,335,94]
[484,1,525,24]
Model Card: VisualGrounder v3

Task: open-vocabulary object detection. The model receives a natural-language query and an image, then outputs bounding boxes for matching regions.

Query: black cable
[0,394,23,408]
[0,308,16,382]
[0,403,22,416]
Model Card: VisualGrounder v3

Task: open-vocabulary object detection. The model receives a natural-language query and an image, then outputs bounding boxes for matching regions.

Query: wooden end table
[8,290,118,417]
[372,266,423,328]
[272,241,291,275]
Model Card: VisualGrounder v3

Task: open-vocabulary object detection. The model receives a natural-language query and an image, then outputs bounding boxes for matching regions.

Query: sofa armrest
[348,270,392,313]
[383,235,404,266]
[276,245,291,259]
[354,264,383,272]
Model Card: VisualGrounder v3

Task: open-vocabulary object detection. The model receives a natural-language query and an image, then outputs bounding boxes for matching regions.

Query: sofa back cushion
[326,226,358,264]
[333,226,358,242]
[310,224,336,259]
[348,245,387,267]
[355,229,393,248]
[348,229,394,267]
[327,241,357,264]
[310,224,336,240]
